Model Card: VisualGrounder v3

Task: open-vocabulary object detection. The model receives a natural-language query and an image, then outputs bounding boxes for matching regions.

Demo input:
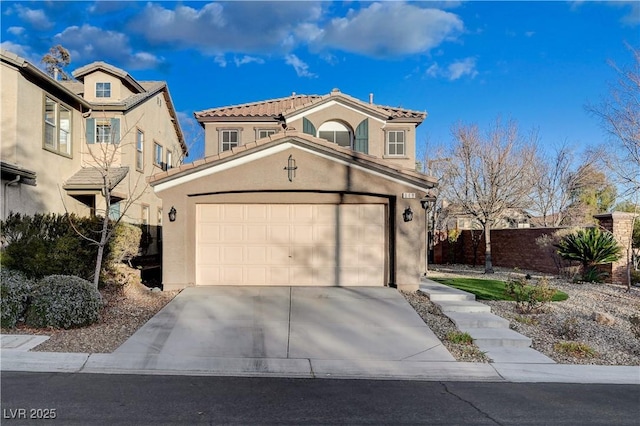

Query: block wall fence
[432,212,637,284]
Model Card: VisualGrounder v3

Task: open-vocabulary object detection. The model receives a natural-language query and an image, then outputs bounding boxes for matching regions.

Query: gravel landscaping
[3,263,639,366]
[425,265,640,366]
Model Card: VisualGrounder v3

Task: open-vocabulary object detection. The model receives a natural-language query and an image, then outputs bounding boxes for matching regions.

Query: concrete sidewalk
[1,284,639,384]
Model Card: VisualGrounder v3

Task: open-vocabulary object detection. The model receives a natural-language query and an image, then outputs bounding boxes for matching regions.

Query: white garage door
[196,204,386,286]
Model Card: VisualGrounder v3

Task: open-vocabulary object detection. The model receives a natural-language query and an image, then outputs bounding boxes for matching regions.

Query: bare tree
[588,44,640,289]
[528,144,576,226]
[440,118,537,273]
[588,43,640,195]
[63,113,149,288]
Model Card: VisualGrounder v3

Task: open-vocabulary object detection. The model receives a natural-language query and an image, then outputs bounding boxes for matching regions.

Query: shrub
[446,331,473,345]
[557,316,580,340]
[556,227,623,283]
[630,315,640,339]
[0,269,34,328]
[1,213,105,281]
[504,277,557,314]
[107,223,142,267]
[553,341,596,358]
[25,275,103,329]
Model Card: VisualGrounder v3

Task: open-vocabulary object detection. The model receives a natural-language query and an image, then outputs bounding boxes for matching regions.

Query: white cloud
[54,24,161,69]
[214,55,227,68]
[315,2,464,57]
[447,57,478,80]
[7,26,25,36]
[0,41,31,58]
[285,54,316,78]
[130,2,323,54]
[425,57,478,81]
[11,5,53,30]
[234,55,265,67]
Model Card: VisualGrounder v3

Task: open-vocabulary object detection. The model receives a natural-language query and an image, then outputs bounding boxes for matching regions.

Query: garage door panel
[196,204,385,286]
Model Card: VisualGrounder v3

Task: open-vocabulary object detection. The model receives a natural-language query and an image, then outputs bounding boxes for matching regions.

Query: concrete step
[418,288,475,302]
[434,300,491,313]
[481,347,556,364]
[463,327,532,348]
[447,312,510,329]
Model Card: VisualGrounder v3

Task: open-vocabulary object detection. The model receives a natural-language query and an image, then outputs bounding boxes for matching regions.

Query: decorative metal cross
[284,154,298,182]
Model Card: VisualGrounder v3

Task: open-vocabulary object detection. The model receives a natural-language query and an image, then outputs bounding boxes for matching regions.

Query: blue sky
[1,1,638,161]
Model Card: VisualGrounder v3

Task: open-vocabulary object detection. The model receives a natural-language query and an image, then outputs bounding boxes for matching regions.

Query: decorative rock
[593,312,616,326]
[151,287,162,293]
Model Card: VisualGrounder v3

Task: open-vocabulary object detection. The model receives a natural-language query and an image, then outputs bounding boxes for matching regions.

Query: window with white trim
[136,129,144,171]
[43,96,72,156]
[386,130,405,156]
[166,150,172,170]
[96,120,113,143]
[154,142,163,167]
[257,128,277,139]
[96,82,111,98]
[318,121,352,148]
[220,129,239,152]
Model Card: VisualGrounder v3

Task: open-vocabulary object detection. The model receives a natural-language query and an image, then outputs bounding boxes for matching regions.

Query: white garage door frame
[195,202,389,286]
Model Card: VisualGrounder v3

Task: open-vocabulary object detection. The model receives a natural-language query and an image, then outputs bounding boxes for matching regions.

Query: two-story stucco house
[1,50,188,254]
[150,89,437,291]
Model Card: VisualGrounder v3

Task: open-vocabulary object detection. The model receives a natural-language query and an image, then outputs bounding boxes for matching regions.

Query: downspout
[3,175,21,219]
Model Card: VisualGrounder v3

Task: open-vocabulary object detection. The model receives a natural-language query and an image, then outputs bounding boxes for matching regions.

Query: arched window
[318,121,352,148]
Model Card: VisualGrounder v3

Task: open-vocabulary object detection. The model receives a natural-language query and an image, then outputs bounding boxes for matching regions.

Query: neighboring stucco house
[0,50,187,254]
[440,204,533,231]
[150,89,437,291]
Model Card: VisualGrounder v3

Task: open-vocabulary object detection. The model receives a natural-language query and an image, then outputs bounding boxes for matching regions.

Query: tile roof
[149,130,436,188]
[194,89,427,122]
[63,166,129,190]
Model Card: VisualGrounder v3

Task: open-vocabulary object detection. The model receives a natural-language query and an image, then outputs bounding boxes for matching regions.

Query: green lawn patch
[432,277,568,302]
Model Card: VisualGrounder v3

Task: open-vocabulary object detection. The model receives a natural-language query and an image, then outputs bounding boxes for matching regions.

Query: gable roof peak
[72,61,145,93]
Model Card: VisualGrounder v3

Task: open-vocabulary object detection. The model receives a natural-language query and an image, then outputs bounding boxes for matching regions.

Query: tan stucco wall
[202,102,418,170]
[81,70,133,103]
[154,145,429,291]
[1,60,88,219]
[1,61,183,233]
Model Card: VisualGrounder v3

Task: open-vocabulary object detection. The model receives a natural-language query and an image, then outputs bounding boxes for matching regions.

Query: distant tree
[528,144,584,227]
[440,118,537,273]
[564,162,617,225]
[41,45,72,81]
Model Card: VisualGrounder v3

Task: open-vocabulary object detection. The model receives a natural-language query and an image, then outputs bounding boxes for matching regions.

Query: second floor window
[220,129,239,152]
[154,142,163,167]
[257,129,277,139]
[96,82,111,98]
[166,150,173,170]
[86,118,120,144]
[136,130,144,171]
[44,96,72,156]
[318,121,351,148]
[386,130,405,156]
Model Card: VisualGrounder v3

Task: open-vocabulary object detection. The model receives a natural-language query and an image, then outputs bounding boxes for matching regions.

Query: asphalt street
[2,372,639,425]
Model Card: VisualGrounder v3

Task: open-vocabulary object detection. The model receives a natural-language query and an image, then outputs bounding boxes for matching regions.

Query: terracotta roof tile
[194,90,426,122]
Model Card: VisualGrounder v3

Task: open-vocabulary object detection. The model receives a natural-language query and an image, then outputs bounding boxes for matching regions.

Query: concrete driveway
[115,286,454,362]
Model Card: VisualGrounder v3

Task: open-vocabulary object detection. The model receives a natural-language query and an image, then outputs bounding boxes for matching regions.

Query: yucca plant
[556,228,622,282]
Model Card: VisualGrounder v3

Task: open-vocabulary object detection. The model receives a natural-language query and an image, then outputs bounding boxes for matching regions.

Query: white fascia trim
[154,142,432,193]
[287,100,386,125]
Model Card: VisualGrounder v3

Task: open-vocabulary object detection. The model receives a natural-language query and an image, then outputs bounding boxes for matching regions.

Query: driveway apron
[115,286,454,362]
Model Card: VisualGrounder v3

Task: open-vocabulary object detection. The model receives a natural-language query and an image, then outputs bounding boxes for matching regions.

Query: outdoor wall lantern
[168,206,177,222]
[420,192,437,210]
[402,207,414,222]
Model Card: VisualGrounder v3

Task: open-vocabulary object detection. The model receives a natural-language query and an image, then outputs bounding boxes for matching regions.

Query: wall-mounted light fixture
[168,206,177,222]
[284,154,298,182]
[402,207,413,222]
